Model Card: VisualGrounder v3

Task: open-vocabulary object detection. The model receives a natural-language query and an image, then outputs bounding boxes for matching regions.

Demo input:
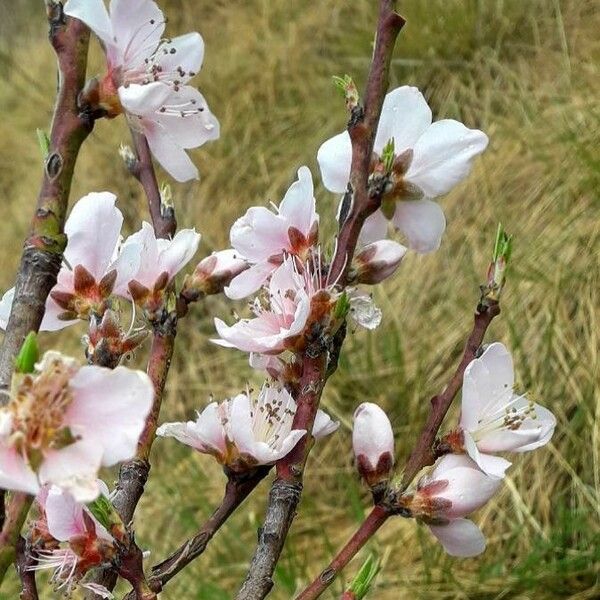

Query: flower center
[472,393,538,441]
[7,356,76,455]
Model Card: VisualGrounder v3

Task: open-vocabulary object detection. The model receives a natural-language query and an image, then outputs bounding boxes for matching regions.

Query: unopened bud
[182,249,249,301]
[354,240,406,284]
[332,74,360,111]
[352,402,395,487]
[483,223,512,302]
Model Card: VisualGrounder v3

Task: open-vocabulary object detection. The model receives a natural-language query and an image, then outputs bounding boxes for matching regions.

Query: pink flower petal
[66,366,154,466]
[119,82,173,117]
[156,228,200,280]
[225,261,276,300]
[230,207,289,262]
[313,409,339,439]
[64,192,123,281]
[0,444,39,496]
[45,486,87,541]
[64,0,113,48]
[278,166,317,235]
[39,440,103,502]
[153,32,204,83]
[358,210,389,246]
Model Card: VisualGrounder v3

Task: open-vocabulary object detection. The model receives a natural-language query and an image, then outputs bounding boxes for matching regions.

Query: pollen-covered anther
[8,356,75,453]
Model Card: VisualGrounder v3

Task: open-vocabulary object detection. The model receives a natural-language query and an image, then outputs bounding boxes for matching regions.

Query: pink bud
[352,402,395,486]
[184,249,249,299]
[354,240,406,284]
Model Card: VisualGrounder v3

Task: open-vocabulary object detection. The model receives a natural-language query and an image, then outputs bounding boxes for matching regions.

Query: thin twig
[121,468,270,599]
[86,133,178,599]
[235,3,405,598]
[400,299,500,488]
[294,506,389,600]
[15,537,39,600]
[0,494,34,582]
[293,300,501,599]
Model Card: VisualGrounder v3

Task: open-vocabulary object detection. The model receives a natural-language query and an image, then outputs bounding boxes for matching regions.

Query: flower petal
[313,410,339,439]
[153,32,204,82]
[143,118,199,182]
[39,440,103,502]
[66,366,154,466]
[110,0,164,67]
[316,131,352,194]
[230,207,289,262]
[352,402,395,471]
[225,262,276,300]
[45,486,86,541]
[0,444,39,495]
[428,518,486,557]
[373,86,432,154]
[278,166,317,235]
[119,82,173,116]
[64,192,123,281]
[463,432,512,478]
[406,119,488,197]
[392,199,446,254]
[358,209,389,246]
[64,0,113,47]
[157,228,200,281]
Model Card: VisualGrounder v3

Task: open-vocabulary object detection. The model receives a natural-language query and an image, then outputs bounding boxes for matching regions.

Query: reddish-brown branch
[295,506,389,600]
[400,300,500,488]
[328,2,405,286]
[234,5,403,599]
[235,4,404,599]
[15,537,39,600]
[0,5,92,393]
[121,468,270,600]
[129,131,177,239]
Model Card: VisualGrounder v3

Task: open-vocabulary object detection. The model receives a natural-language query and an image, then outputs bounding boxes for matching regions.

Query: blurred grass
[1,0,599,598]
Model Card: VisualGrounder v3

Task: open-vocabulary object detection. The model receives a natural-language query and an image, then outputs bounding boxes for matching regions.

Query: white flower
[318,86,488,253]
[0,352,153,501]
[213,258,314,354]
[64,0,219,182]
[352,403,395,485]
[459,343,556,478]
[226,166,319,299]
[414,454,502,557]
[157,384,338,470]
[0,192,140,331]
[118,221,200,294]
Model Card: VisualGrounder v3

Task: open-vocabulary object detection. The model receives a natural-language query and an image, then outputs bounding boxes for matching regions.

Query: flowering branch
[328,1,406,286]
[235,4,405,599]
[0,3,92,391]
[400,298,500,489]
[15,537,39,600]
[120,467,270,599]
[293,296,501,599]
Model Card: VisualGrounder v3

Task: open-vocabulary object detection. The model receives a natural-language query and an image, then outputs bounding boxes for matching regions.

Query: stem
[0,4,91,392]
[121,468,270,599]
[295,506,389,600]
[328,1,405,286]
[400,300,500,488]
[129,131,177,239]
[235,4,404,598]
[235,352,327,600]
[15,537,39,600]
[0,494,33,583]
[86,131,178,599]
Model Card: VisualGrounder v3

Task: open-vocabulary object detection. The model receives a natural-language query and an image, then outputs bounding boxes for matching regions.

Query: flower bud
[354,240,407,284]
[182,249,249,300]
[352,402,395,487]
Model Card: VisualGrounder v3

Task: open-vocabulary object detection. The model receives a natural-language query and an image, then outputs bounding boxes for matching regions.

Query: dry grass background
[1,0,599,598]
